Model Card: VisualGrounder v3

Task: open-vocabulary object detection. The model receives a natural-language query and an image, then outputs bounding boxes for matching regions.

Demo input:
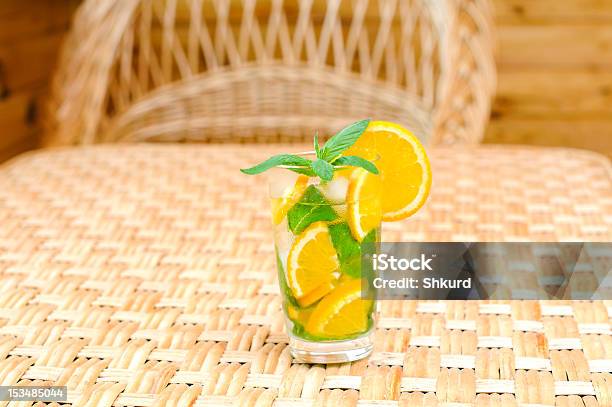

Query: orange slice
[287,221,339,300]
[346,167,382,241]
[343,121,431,221]
[271,175,309,224]
[297,281,334,307]
[305,278,372,338]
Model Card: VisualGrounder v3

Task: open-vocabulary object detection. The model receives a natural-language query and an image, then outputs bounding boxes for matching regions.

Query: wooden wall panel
[496,25,612,70]
[485,0,612,158]
[494,0,612,24]
[494,70,612,116]
[0,0,79,162]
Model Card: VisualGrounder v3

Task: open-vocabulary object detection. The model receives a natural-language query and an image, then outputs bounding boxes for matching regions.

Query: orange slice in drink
[297,281,335,307]
[287,221,339,301]
[346,167,382,241]
[271,175,309,224]
[305,278,372,338]
[343,121,431,221]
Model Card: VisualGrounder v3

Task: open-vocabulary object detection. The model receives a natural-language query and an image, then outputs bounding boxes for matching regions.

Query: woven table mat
[0,144,610,406]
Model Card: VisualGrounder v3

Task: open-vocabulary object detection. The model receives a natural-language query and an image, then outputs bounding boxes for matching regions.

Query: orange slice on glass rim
[346,168,382,241]
[343,121,431,221]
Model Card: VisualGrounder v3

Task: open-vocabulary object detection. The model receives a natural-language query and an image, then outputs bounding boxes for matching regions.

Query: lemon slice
[287,221,339,300]
[343,121,431,221]
[271,175,309,224]
[305,278,372,338]
[346,168,382,241]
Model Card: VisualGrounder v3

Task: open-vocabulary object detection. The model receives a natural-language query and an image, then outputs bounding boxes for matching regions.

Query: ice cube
[318,177,349,204]
[274,218,294,254]
[269,171,300,198]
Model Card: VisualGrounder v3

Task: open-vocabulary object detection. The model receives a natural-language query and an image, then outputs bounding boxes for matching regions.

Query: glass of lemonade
[268,156,381,363]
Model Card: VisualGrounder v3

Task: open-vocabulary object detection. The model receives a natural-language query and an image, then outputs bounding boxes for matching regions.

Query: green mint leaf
[287,166,316,177]
[311,159,334,181]
[276,248,298,307]
[321,119,370,162]
[333,156,379,174]
[287,186,337,234]
[329,222,362,278]
[314,131,321,158]
[360,229,379,299]
[328,223,379,279]
[240,154,311,175]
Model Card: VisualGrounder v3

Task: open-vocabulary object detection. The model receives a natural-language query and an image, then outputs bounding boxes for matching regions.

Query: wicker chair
[44,0,496,146]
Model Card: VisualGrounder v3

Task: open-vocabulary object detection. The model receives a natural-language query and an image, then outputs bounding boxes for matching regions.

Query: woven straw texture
[0,144,610,406]
[44,0,495,146]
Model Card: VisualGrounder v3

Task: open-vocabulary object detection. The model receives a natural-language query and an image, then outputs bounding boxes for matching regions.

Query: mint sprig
[240,119,378,180]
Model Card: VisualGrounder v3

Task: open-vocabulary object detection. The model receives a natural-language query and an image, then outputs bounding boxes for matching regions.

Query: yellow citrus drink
[269,167,381,362]
[242,119,431,363]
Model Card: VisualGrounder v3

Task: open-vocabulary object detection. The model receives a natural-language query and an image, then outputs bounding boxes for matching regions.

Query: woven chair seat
[0,144,610,406]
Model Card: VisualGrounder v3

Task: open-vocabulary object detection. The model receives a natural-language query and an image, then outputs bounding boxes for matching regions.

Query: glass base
[288,330,374,363]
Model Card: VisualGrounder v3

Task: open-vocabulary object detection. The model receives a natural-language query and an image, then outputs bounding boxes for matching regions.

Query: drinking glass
[268,156,381,363]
